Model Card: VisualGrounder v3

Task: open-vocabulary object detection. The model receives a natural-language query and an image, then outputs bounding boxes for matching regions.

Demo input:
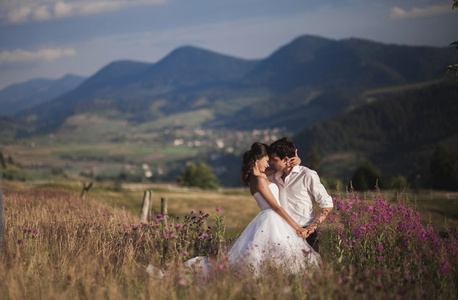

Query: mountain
[139,46,260,88]
[5,35,458,137]
[293,81,458,184]
[243,35,457,91]
[0,74,86,116]
[233,36,458,129]
[75,60,152,94]
[13,46,260,133]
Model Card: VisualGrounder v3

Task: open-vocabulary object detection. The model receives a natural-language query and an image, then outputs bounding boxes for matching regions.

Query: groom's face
[269,153,287,171]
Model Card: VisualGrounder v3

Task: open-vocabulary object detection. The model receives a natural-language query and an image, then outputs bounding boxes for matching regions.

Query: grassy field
[4,180,457,236]
[1,179,457,299]
[4,180,259,238]
[1,141,202,178]
[8,180,457,234]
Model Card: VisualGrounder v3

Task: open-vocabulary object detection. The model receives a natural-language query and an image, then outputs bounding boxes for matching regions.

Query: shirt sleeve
[306,169,333,208]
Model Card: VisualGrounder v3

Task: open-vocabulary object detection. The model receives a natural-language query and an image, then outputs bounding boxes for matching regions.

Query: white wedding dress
[185,183,321,276]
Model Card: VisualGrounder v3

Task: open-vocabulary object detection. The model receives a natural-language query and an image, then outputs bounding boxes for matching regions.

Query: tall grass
[0,184,456,299]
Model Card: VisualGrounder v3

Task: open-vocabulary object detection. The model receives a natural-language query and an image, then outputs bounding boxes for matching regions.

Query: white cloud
[54,2,73,19]
[80,1,127,16]
[34,5,52,21]
[7,6,32,23]
[54,1,126,18]
[391,4,452,20]
[0,47,76,64]
[2,0,166,24]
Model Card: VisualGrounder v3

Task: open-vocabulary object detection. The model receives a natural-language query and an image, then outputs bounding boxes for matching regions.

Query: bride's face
[256,155,270,173]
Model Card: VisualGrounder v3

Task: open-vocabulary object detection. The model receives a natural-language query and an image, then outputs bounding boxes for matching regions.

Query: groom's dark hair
[269,137,296,160]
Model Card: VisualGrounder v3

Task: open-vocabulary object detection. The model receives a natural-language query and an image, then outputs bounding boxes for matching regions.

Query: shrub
[351,162,382,191]
[386,175,407,190]
[178,162,218,189]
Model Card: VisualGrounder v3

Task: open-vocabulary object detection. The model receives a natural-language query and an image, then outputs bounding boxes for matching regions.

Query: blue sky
[0,0,457,89]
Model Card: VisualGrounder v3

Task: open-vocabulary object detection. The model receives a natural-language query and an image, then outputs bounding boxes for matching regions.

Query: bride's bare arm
[254,177,306,236]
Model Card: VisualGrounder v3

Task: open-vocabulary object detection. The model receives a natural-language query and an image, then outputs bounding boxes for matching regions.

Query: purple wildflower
[198,233,209,239]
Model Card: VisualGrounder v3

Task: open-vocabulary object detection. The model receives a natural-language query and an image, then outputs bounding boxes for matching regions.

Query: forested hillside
[294,81,458,185]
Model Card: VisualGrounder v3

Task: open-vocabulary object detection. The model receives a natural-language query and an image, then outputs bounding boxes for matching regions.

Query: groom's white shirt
[268,165,333,227]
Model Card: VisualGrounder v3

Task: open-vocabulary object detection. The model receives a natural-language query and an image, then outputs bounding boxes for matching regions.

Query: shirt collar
[290,165,300,173]
[274,166,299,181]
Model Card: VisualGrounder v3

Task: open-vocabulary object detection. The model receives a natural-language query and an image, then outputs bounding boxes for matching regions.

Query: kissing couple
[186,137,334,276]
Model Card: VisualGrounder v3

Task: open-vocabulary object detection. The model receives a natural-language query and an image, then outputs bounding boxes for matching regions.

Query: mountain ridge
[3,34,458,137]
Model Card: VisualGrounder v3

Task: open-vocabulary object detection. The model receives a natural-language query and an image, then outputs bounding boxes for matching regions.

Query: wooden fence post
[0,177,4,258]
[80,182,93,199]
[161,197,168,216]
[140,190,152,223]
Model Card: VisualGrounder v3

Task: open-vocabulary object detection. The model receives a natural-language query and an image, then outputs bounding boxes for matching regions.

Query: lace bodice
[253,183,280,211]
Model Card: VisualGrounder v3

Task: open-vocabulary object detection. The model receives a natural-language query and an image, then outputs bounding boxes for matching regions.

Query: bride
[185,142,321,276]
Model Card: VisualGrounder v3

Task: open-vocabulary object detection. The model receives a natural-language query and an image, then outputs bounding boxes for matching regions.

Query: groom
[267,137,333,250]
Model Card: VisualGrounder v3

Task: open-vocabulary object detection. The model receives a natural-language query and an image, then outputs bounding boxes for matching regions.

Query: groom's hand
[303,226,316,238]
[296,228,309,238]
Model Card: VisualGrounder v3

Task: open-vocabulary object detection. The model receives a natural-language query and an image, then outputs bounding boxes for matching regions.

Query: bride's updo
[241,142,268,186]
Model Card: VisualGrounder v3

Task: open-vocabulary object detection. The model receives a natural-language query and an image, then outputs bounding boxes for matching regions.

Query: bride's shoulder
[249,175,264,195]
[251,175,270,188]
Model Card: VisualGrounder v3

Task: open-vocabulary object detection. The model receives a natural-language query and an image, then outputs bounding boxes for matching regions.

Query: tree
[386,175,407,191]
[430,143,458,191]
[306,146,322,174]
[178,162,218,189]
[0,152,6,169]
[445,0,458,78]
[351,162,382,191]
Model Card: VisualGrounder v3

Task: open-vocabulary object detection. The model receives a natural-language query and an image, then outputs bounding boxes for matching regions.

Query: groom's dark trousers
[305,231,319,252]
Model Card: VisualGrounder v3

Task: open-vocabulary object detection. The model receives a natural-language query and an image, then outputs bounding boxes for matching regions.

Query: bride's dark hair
[241,142,268,186]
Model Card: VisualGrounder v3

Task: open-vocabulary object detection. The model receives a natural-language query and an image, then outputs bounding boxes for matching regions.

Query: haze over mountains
[1,34,457,186]
[3,35,457,135]
[0,74,86,116]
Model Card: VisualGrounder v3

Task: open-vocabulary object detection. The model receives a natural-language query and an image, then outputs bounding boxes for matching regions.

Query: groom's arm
[301,168,334,238]
[302,207,333,237]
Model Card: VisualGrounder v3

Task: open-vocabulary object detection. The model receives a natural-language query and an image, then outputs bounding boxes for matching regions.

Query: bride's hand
[287,149,301,167]
[296,227,309,238]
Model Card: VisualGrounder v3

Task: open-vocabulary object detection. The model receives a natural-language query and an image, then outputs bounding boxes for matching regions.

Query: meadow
[0,180,457,299]
[0,110,284,186]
